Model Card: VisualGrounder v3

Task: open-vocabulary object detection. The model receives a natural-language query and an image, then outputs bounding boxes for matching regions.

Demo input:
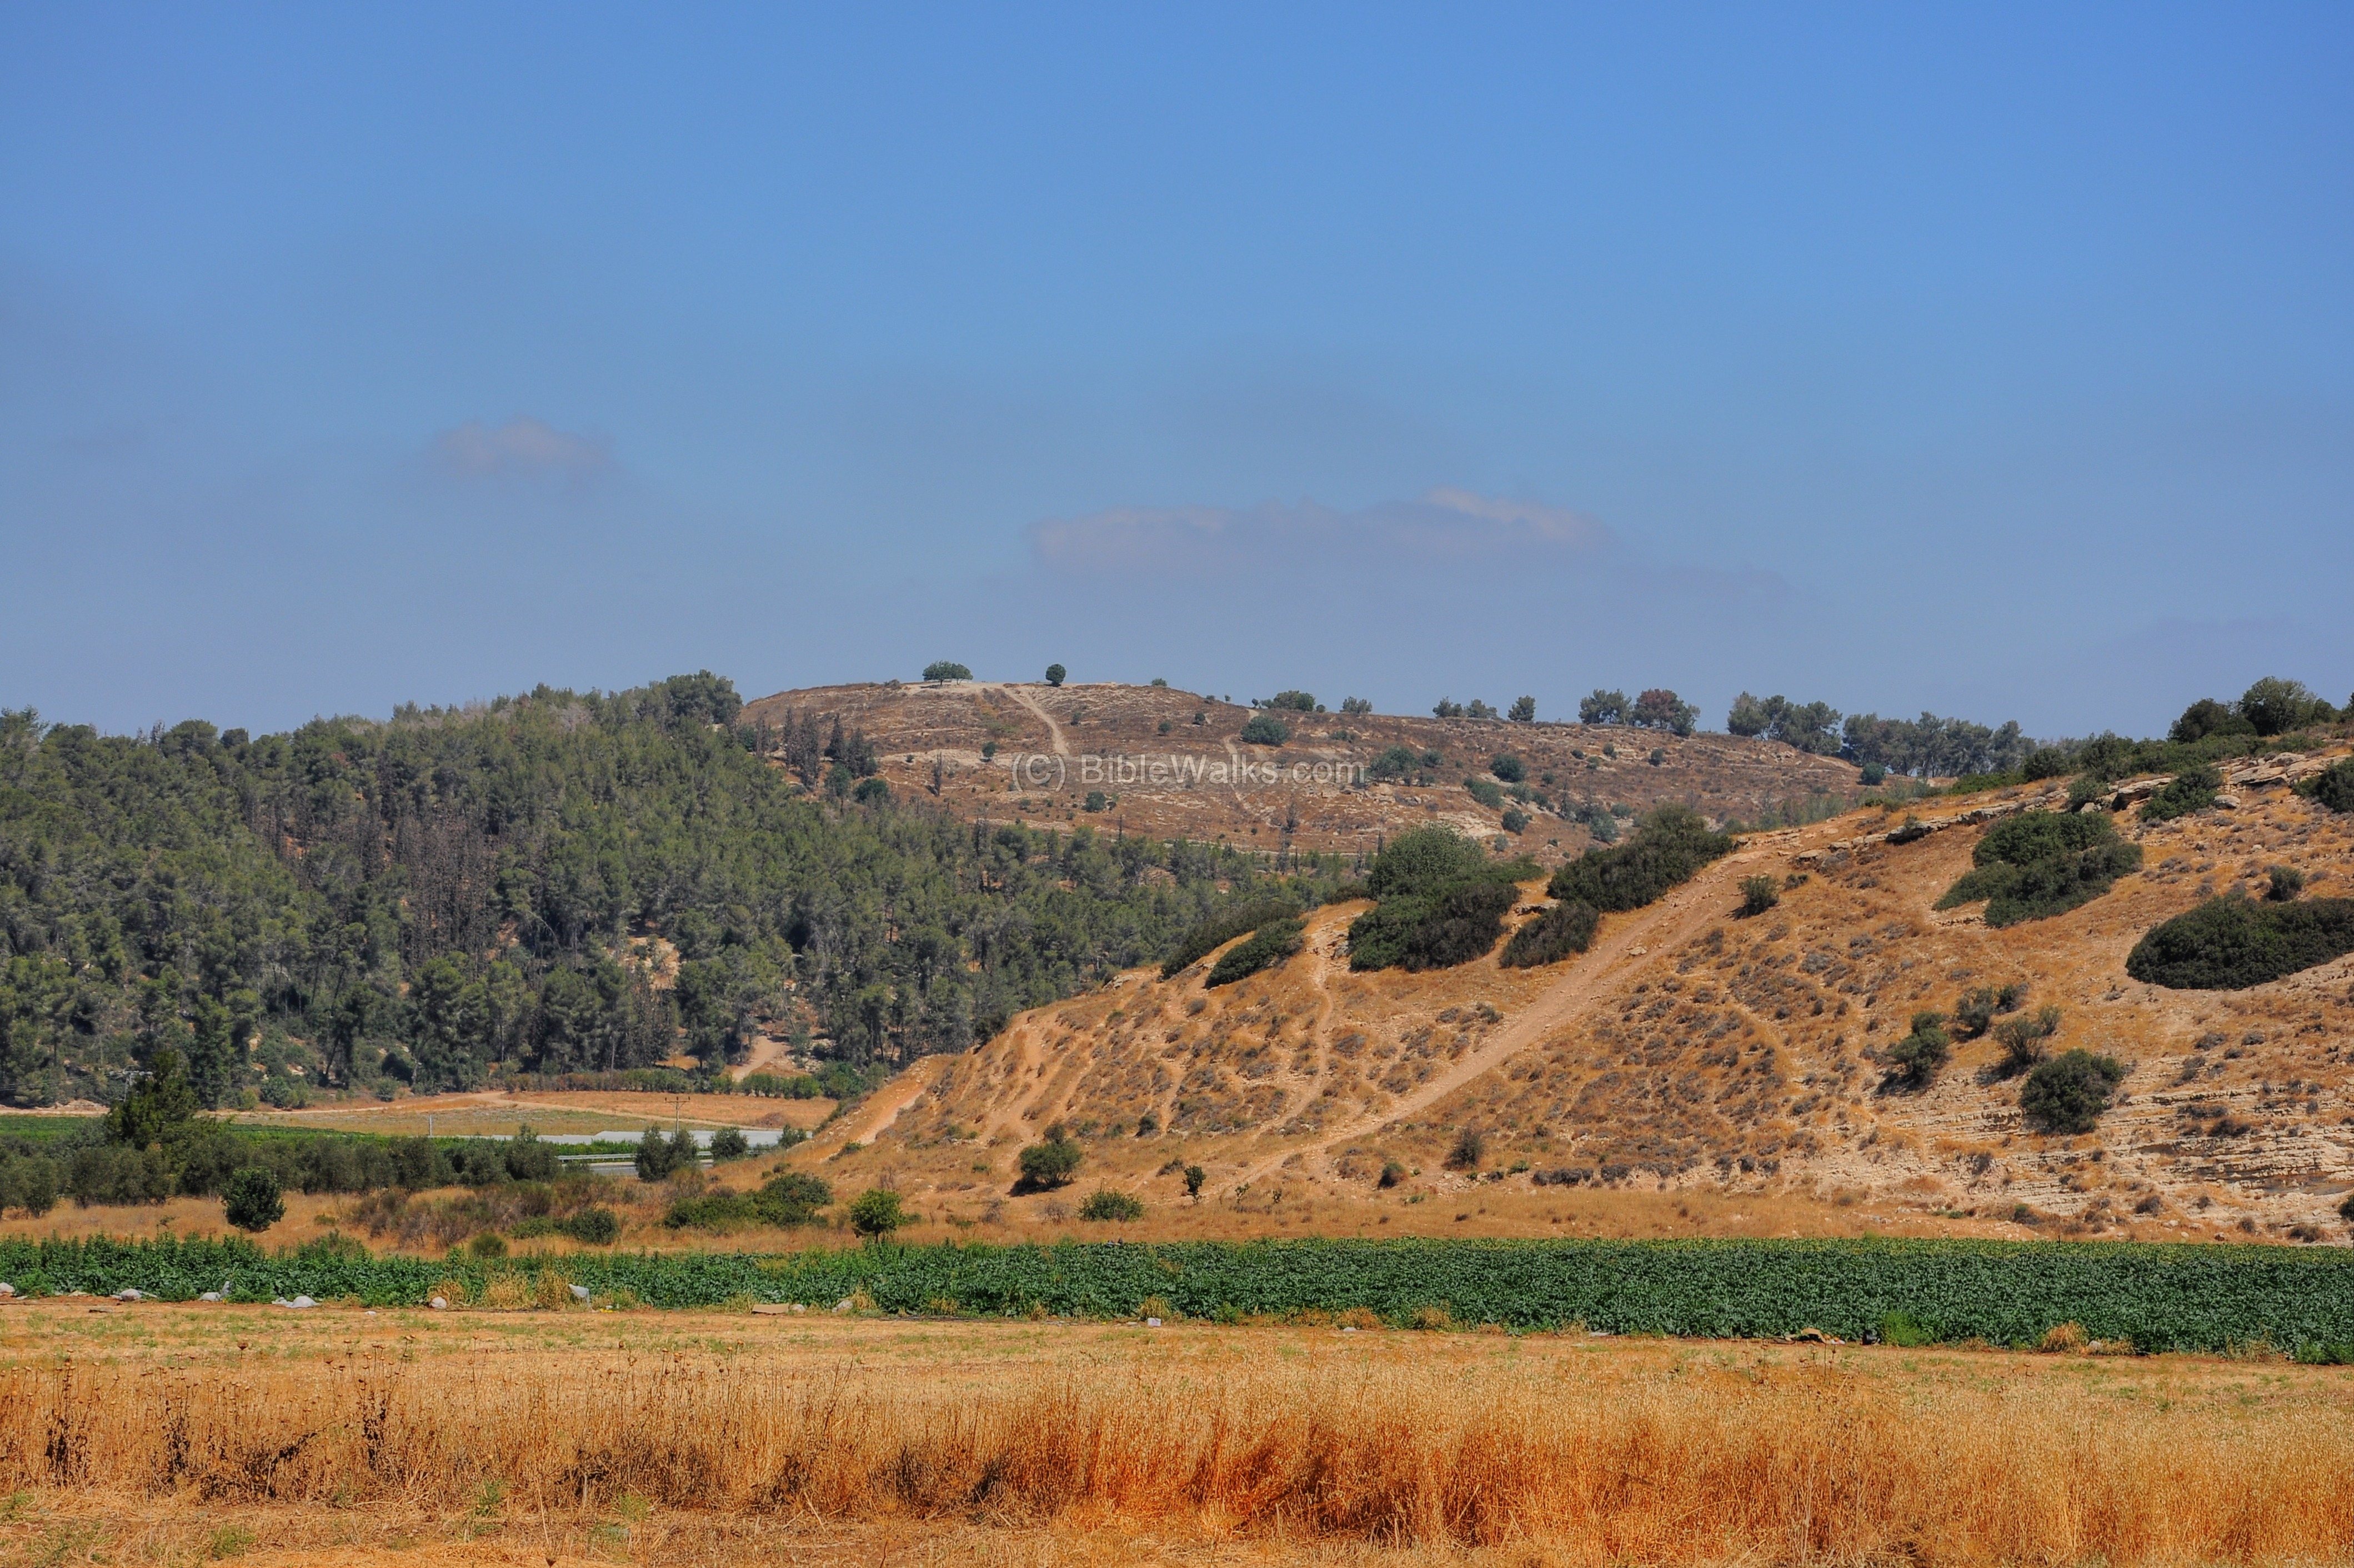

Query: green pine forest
[0,674,1348,1109]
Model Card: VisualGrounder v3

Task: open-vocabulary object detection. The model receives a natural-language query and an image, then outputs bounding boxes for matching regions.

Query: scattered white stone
[569,1285,591,1301]
[834,1298,855,1313]
[429,1296,449,1310]
[116,1289,143,1301]
[0,1283,16,1298]
[198,1293,224,1304]
[1341,1325,1356,1333]
[791,1303,806,1314]
[280,1295,317,1310]
[1145,1317,1163,1327]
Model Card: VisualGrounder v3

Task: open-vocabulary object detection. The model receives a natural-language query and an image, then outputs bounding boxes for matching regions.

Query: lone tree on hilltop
[921,660,971,682]
[1508,695,1536,723]
[1044,664,1066,687]
[1631,689,1699,737]
[1579,689,1628,725]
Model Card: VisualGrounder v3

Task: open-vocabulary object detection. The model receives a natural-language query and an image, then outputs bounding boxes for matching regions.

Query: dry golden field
[2,1298,2352,1566]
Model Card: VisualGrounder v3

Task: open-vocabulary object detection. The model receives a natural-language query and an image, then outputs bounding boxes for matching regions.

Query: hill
[0,677,1336,1109]
[740,678,1862,862]
[817,744,2354,1241]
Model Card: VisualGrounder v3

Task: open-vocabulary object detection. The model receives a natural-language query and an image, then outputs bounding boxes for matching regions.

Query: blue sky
[4,3,2349,739]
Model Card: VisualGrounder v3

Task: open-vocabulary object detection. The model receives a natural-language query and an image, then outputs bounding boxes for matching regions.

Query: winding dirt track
[1229,826,1815,1187]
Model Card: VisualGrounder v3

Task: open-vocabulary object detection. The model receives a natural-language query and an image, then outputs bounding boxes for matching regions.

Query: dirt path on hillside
[1231,829,1817,1188]
[804,1054,954,1153]
[985,684,1072,758]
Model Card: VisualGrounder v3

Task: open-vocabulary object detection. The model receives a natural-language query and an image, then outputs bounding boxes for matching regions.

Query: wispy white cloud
[1031,488,1612,576]
[427,417,613,483]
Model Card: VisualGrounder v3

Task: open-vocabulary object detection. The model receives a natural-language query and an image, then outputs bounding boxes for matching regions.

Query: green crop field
[5,1234,2351,1357]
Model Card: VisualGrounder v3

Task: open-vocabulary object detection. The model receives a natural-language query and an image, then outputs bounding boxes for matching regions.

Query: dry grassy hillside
[740,680,1858,863]
[812,748,2354,1243]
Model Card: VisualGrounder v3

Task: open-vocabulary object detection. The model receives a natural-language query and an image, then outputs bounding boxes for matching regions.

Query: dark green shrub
[221,1167,284,1233]
[2267,866,2306,901]
[1044,664,1066,686]
[1376,1160,1406,1189]
[1935,811,2141,926]
[1265,690,1317,712]
[1341,697,1373,715]
[755,1170,833,1226]
[853,776,891,805]
[1445,1126,1486,1171]
[1016,1128,1084,1190]
[560,1206,621,1244]
[2309,758,2354,814]
[1508,696,1536,723]
[1083,790,1108,813]
[0,1154,61,1218]
[1499,899,1599,969]
[2139,764,2222,822]
[633,1126,700,1182]
[1992,1006,2063,1076]
[2168,697,2250,744]
[1464,778,1504,808]
[1547,804,1735,913]
[1365,745,1418,782]
[2125,895,2354,990]
[1078,1188,1145,1221]
[1490,754,1526,783]
[1878,1310,1938,1347]
[1499,807,1530,835]
[1366,828,1494,898]
[1183,1164,1206,1200]
[2021,1050,2128,1134]
[849,1188,906,1238]
[708,1126,752,1161]
[1737,875,1780,918]
[469,1231,508,1258]
[1347,878,1518,972]
[664,1191,760,1231]
[1884,1011,1952,1089]
[1205,917,1305,988]
[1239,713,1289,745]
[1348,829,1530,972]
[1163,899,1302,978]
[921,661,971,682]
[67,1143,174,1206]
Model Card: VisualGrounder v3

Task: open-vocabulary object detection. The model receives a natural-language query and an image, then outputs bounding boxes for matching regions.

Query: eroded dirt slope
[830,749,2354,1240]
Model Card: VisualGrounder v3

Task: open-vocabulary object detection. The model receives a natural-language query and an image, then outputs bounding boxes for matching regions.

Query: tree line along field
[6,1233,2353,1356]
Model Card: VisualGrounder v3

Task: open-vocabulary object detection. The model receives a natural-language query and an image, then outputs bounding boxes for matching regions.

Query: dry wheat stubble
[2,1304,2351,1564]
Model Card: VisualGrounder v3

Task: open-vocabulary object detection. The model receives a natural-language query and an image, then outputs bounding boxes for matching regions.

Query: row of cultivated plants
[2,1233,2350,1357]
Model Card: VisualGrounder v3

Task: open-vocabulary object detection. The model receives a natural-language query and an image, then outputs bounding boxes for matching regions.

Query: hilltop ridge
[741,679,1861,863]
